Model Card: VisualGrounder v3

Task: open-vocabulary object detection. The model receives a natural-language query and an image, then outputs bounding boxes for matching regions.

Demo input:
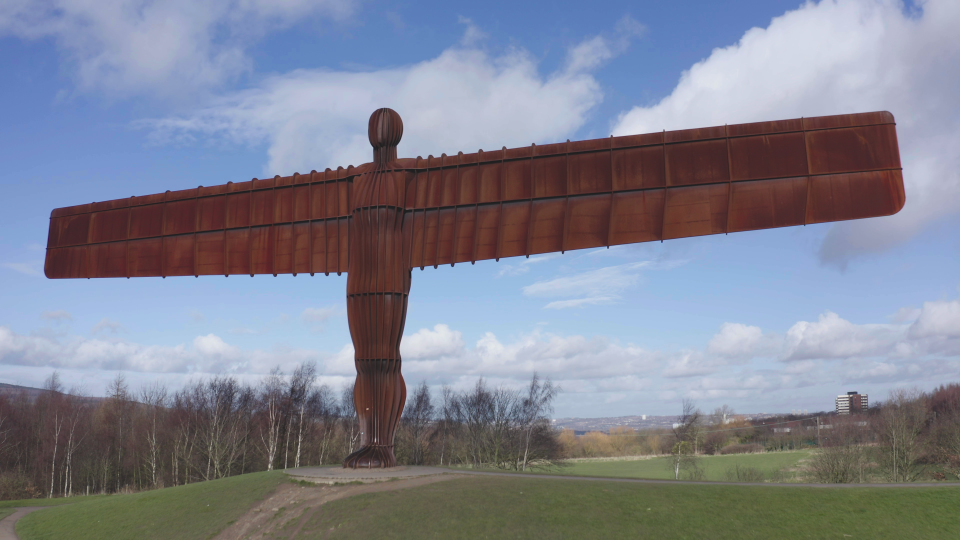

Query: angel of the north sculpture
[45,108,904,468]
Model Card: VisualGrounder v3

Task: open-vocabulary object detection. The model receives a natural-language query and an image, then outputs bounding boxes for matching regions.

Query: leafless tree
[437,385,454,466]
[140,382,167,488]
[402,381,435,465]
[289,363,317,469]
[809,415,869,483]
[670,399,702,480]
[517,373,557,471]
[875,388,928,482]
[258,368,285,471]
[308,384,337,466]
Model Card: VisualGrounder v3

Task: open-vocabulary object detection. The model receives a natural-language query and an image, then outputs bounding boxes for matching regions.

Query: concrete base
[285,466,451,484]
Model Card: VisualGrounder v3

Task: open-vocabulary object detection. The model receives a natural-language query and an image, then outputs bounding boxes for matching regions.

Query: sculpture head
[368,108,403,149]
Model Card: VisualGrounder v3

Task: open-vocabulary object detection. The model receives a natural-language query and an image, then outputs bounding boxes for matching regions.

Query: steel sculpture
[44,109,905,468]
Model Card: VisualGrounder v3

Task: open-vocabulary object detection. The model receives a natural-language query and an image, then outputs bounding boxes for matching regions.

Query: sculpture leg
[343,363,407,468]
[342,203,410,468]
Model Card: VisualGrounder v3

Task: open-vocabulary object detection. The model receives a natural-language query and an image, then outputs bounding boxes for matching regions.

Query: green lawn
[0,508,13,521]
[518,451,811,482]
[298,475,960,539]
[0,494,106,509]
[16,471,286,540]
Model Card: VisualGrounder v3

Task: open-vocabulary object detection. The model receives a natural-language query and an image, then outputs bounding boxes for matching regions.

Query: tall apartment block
[836,391,868,414]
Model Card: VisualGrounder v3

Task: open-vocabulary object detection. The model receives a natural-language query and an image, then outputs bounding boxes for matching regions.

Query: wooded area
[0,368,560,500]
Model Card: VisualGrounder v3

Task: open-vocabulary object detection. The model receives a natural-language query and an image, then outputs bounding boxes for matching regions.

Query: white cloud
[782,311,900,361]
[707,322,779,360]
[612,0,960,269]
[142,21,632,175]
[400,324,465,359]
[0,325,344,377]
[662,351,719,379]
[908,298,960,339]
[0,0,354,98]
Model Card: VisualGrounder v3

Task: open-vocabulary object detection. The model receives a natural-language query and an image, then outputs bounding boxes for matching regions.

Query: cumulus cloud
[141,20,635,175]
[0,325,353,376]
[782,312,899,361]
[4,293,960,413]
[0,0,354,98]
[613,0,960,269]
[707,323,765,359]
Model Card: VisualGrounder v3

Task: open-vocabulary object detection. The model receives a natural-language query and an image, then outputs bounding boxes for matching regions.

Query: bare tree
[403,381,435,465]
[140,382,167,488]
[289,363,317,469]
[517,373,557,471]
[438,386,454,466]
[106,373,131,492]
[258,368,285,471]
[340,383,360,456]
[670,399,702,480]
[875,388,928,482]
[308,385,337,466]
[809,415,869,483]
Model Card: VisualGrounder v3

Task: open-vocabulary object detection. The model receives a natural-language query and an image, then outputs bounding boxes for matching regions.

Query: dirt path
[214,474,468,540]
[0,507,44,540]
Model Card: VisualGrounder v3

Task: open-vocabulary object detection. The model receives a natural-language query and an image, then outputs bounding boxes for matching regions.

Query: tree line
[0,367,560,500]
[558,384,960,483]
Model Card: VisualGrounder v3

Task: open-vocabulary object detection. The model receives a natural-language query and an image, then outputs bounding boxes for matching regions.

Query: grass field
[15,471,285,540]
[298,476,960,539]
[0,494,105,509]
[0,508,13,521]
[10,463,960,539]
[536,451,812,482]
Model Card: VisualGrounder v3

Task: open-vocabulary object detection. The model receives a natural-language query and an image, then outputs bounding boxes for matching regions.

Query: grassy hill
[11,467,960,539]
[15,471,285,540]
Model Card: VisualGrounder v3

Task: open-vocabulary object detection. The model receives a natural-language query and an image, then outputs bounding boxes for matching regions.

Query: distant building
[836,391,868,414]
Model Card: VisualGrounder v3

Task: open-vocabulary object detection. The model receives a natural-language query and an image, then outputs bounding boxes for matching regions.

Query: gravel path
[0,507,44,540]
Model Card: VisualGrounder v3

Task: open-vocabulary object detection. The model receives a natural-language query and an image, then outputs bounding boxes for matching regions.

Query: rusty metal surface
[45,168,359,279]
[44,108,905,469]
[403,111,903,268]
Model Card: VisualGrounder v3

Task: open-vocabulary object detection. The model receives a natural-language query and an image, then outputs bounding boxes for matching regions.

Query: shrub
[724,464,765,482]
[0,472,42,501]
[718,443,763,455]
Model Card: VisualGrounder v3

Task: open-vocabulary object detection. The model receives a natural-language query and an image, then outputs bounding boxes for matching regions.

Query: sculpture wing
[401,111,904,269]
[45,168,361,279]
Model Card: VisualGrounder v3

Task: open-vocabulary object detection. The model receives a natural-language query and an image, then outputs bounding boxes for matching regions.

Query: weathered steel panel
[566,194,611,251]
[728,177,808,233]
[729,132,807,181]
[665,139,729,187]
[662,184,729,240]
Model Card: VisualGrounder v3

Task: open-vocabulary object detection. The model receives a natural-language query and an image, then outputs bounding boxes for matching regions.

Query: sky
[1,0,959,418]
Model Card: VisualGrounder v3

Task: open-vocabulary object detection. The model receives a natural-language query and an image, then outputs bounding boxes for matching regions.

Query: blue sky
[1,0,959,418]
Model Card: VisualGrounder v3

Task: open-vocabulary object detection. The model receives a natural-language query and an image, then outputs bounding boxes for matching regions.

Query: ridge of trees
[0,368,560,500]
